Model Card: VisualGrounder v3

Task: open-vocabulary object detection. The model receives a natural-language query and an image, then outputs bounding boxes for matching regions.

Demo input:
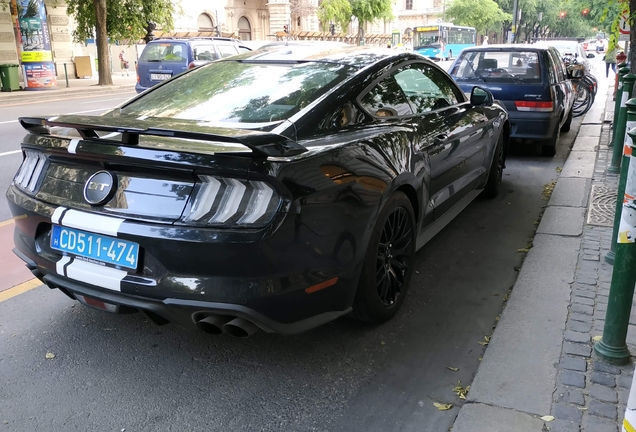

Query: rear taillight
[136,74,140,83]
[188,62,196,70]
[514,101,554,112]
[14,150,47,194]
[181,175,281,228]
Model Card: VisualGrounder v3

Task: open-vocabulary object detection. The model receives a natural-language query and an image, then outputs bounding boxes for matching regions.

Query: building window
[197,13,215,31]
[238,16,252,41]
[406,0,413,10]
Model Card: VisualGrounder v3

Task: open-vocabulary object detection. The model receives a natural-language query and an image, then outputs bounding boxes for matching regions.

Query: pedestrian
[483,36,489,46]
[595,37,605,54]
[119,50,130,77]
[604,45,618,78]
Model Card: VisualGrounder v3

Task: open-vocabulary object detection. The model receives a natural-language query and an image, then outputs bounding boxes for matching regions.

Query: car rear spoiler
[18,115,307,158]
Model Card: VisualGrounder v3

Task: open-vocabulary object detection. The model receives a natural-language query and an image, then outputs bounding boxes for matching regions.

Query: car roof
[149,37,242,44]
[460,44,551,51]
[224,45,430,68]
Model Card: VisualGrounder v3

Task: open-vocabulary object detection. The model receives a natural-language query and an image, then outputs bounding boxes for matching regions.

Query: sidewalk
[0,74,137,103]
[452,79,634,432]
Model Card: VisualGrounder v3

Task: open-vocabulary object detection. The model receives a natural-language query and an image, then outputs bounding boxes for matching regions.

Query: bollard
[595,127,636,364]
[63,63,69,88]
[609,73,636,173]
[616,55,628,100]
[611,67,630,148]
[623,367,636,432]
[606,99,636,264]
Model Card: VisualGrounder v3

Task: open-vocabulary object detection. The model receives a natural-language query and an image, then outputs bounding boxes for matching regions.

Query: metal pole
[609,71,635,173]
[595,126,636,365]
[511,0,519,43]
[63,63,69,88]
[607,97,636,265]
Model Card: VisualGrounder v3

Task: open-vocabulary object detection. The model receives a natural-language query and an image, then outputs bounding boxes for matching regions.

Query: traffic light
[329,23,335,36]
[283,25,289,33]
[559,11,566,19]
[582,8,589,17]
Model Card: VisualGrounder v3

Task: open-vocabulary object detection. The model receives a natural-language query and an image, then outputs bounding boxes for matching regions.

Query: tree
[445,0,511,38]
[65,0,179,86]
[317,0,352,34]
[350,0,392,43]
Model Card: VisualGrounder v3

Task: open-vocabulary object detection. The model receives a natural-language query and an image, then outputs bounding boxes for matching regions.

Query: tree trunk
[93,0,112,85]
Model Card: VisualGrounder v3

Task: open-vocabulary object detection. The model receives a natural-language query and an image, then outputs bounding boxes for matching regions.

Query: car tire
[350,191,416,323]
[541,124,559,157]
[561,107,573,133]
[481,132,505,199]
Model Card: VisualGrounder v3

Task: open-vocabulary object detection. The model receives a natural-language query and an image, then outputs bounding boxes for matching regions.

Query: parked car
[449,44,575,156]
[534,40,595,74]
[135,37,251,92]
[582,39,597,52]
[8,47,509,337]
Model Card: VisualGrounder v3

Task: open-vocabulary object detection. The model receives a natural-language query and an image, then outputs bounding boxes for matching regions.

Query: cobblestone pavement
[551,122,635,432]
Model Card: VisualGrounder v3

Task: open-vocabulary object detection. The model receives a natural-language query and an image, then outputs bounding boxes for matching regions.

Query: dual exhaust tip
[195,315,260,338]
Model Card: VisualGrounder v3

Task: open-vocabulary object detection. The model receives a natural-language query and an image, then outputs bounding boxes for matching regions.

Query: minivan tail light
[188,62,196,70]
[514,101,554,112]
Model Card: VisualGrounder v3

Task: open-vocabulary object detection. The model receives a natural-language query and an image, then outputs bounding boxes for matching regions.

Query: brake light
[188,62,196,70]
[136,74,140,83]
[514,101,554,112]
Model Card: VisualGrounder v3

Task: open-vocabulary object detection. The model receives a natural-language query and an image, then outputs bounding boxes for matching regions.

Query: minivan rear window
[139,42,188,63]
[451,50,542,83]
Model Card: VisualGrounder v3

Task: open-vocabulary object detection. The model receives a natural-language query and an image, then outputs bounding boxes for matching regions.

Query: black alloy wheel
[351,191,416,323]
[376,207,412,306]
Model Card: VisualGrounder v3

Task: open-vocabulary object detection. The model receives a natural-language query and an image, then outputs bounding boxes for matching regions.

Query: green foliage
[317,0,352,31]
[65,0,180,43]
[350,0,393,28]
[445,0,511,34]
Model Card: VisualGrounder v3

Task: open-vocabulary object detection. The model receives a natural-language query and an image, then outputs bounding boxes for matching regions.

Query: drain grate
[587,185,617,227]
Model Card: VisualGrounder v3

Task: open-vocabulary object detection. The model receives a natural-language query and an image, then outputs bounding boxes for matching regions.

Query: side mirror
[587,53,595,58]
[470,86,493,106]
[569,68,584,79]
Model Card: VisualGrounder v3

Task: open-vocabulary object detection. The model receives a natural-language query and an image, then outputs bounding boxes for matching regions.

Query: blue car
[135,37,251,93]
[449,45,575,156]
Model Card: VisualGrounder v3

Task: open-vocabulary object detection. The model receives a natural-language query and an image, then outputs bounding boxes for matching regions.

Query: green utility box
[0,64,20,91]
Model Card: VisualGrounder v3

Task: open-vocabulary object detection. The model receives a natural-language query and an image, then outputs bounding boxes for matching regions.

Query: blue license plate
[51,225,139,270]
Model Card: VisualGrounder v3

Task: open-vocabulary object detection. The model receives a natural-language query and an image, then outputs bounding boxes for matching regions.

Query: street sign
[619,11,630,35]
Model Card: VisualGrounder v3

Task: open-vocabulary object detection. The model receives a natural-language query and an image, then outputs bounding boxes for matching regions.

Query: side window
[319,102,366,130]
[553,50,568,81]
[193,45,219,61]
[359,75,413,118]
[394,63,461,113]
[217,45,240,58]
[544,53,557,84]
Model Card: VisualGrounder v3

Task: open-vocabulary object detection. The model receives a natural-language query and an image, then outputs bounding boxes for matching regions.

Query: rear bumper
[508,111,560,140]
[135,83,148,94]
[7,186,362,334]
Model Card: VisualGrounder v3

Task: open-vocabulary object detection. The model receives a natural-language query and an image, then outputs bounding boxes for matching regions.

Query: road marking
[0,120,17,125]
[0,90,135,107]
[0,278,41,303]
[79,97,128,104]
[0,218,15,227]
[68,108,109,114]
[0,150,20,157]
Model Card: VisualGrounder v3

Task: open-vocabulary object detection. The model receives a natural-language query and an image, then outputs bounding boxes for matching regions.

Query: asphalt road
[0,84,584,431]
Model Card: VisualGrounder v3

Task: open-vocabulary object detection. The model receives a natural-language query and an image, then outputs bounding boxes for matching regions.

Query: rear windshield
[139,42,188,63]
[120,60,354,124]
[450,50,543,83]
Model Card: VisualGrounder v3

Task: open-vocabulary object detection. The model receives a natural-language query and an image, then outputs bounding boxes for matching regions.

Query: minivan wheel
[542,124,559,157]
[350,191,415,323]
[561,107,573,133]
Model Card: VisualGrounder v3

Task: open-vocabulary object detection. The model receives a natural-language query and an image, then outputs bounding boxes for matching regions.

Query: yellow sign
[415,26,439,32]
[21,51,52,62]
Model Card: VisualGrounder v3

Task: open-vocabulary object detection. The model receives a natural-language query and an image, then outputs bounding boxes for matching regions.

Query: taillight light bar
[514,101,554,112]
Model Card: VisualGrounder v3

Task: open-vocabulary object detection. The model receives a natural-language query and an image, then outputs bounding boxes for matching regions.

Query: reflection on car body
[8,46,509,337]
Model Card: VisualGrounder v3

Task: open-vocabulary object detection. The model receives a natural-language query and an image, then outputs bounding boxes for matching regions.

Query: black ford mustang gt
[7,46,509,337]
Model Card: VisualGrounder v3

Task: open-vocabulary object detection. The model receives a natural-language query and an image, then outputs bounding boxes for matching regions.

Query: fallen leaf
[479,335,491,346]
[45,352,55,360]
[446,366,459,371]
[381,341,386,345]
[592,335,602,342]
[478,357,483,361]
[452,381,470,399]
[539,415,554,422]
[433,402,453,411]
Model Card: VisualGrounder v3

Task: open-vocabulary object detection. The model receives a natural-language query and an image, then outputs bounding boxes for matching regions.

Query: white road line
[68,108,109,114]
[0,150,20,157]
[0,120,17,125]
[79,97,128,104]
